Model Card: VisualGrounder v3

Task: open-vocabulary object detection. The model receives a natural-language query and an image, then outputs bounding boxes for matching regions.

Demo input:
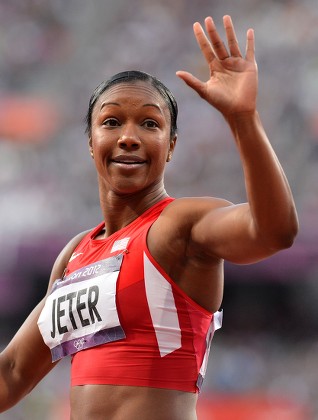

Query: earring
[167,151,172,162]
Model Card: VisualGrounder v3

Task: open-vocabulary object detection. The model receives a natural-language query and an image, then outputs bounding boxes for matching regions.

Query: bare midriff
[70,384,198,420]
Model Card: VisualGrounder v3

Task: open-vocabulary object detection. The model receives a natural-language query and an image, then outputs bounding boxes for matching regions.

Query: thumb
[176,71,206,97]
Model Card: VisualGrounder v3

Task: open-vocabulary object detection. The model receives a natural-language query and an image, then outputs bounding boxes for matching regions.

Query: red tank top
[65,198,221,393]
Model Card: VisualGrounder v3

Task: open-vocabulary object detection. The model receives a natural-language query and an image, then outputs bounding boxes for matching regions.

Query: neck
[98,183,169,237]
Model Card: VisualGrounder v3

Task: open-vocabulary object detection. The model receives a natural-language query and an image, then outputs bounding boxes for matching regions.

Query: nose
[118,124,141,150]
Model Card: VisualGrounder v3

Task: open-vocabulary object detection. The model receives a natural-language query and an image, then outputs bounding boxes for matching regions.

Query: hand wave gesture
[177,15,258,118]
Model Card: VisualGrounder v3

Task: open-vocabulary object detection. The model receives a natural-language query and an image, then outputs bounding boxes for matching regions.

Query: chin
[112,182,148,196]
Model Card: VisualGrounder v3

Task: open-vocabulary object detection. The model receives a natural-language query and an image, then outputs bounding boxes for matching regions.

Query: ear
[89,137,94,159]
[166,135,177,162]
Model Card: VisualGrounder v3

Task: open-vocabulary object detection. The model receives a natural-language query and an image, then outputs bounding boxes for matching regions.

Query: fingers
[194,15,254,62]
[193,21,216,64]
[202,17,229,61]
[245,28,255,62]
[222,15,242,58]
[176,71,206,97]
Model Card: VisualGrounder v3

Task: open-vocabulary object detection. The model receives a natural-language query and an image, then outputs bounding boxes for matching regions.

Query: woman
[0,15,298,420]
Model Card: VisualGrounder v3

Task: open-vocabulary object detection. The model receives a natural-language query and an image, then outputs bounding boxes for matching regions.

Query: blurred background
[0,0,317,418]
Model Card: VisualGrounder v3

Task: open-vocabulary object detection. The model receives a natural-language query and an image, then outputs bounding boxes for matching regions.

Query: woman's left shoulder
[149,196,233,265]
[162,196,233,220]
[152,196,233,240]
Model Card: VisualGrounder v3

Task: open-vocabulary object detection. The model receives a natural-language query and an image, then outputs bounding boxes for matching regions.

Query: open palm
[177,15,258,117]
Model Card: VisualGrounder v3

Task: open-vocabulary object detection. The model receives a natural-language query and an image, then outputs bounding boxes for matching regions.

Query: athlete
[0,15,298,420]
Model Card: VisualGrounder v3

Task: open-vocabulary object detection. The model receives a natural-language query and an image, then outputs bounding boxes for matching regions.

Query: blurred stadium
[0,0,317,419]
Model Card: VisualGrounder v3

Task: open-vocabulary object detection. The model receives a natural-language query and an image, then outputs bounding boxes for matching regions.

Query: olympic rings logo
[74,338,86,351]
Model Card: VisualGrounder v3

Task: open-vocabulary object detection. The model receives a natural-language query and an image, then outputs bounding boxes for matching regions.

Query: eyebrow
[100,101,120,110]
[142,103,163,114]
[100,102,163,114]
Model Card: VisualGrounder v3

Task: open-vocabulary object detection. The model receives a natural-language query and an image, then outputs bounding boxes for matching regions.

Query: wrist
[225,110,259,127]
[225,110,267,150]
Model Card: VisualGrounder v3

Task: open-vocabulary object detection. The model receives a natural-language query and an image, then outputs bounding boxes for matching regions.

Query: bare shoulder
[159,196,233,229]
[148,196,232,257]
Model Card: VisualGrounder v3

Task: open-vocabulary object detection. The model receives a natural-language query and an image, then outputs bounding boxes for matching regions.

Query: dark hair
[85,70,178,139]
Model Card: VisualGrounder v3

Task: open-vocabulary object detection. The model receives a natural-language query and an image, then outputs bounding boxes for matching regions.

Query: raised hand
[177,15,258,118]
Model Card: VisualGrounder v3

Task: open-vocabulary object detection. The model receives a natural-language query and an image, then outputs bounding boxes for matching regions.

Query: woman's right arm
[0,230,89,412]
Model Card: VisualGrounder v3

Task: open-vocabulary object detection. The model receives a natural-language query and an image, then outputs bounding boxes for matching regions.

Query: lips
[111,155,146,165]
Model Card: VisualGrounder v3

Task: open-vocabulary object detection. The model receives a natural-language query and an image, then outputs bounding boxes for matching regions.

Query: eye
[103,118,120,127]
[142,119,158,129]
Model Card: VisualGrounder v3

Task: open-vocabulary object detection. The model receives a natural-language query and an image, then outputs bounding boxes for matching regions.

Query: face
[89,81,176,196]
